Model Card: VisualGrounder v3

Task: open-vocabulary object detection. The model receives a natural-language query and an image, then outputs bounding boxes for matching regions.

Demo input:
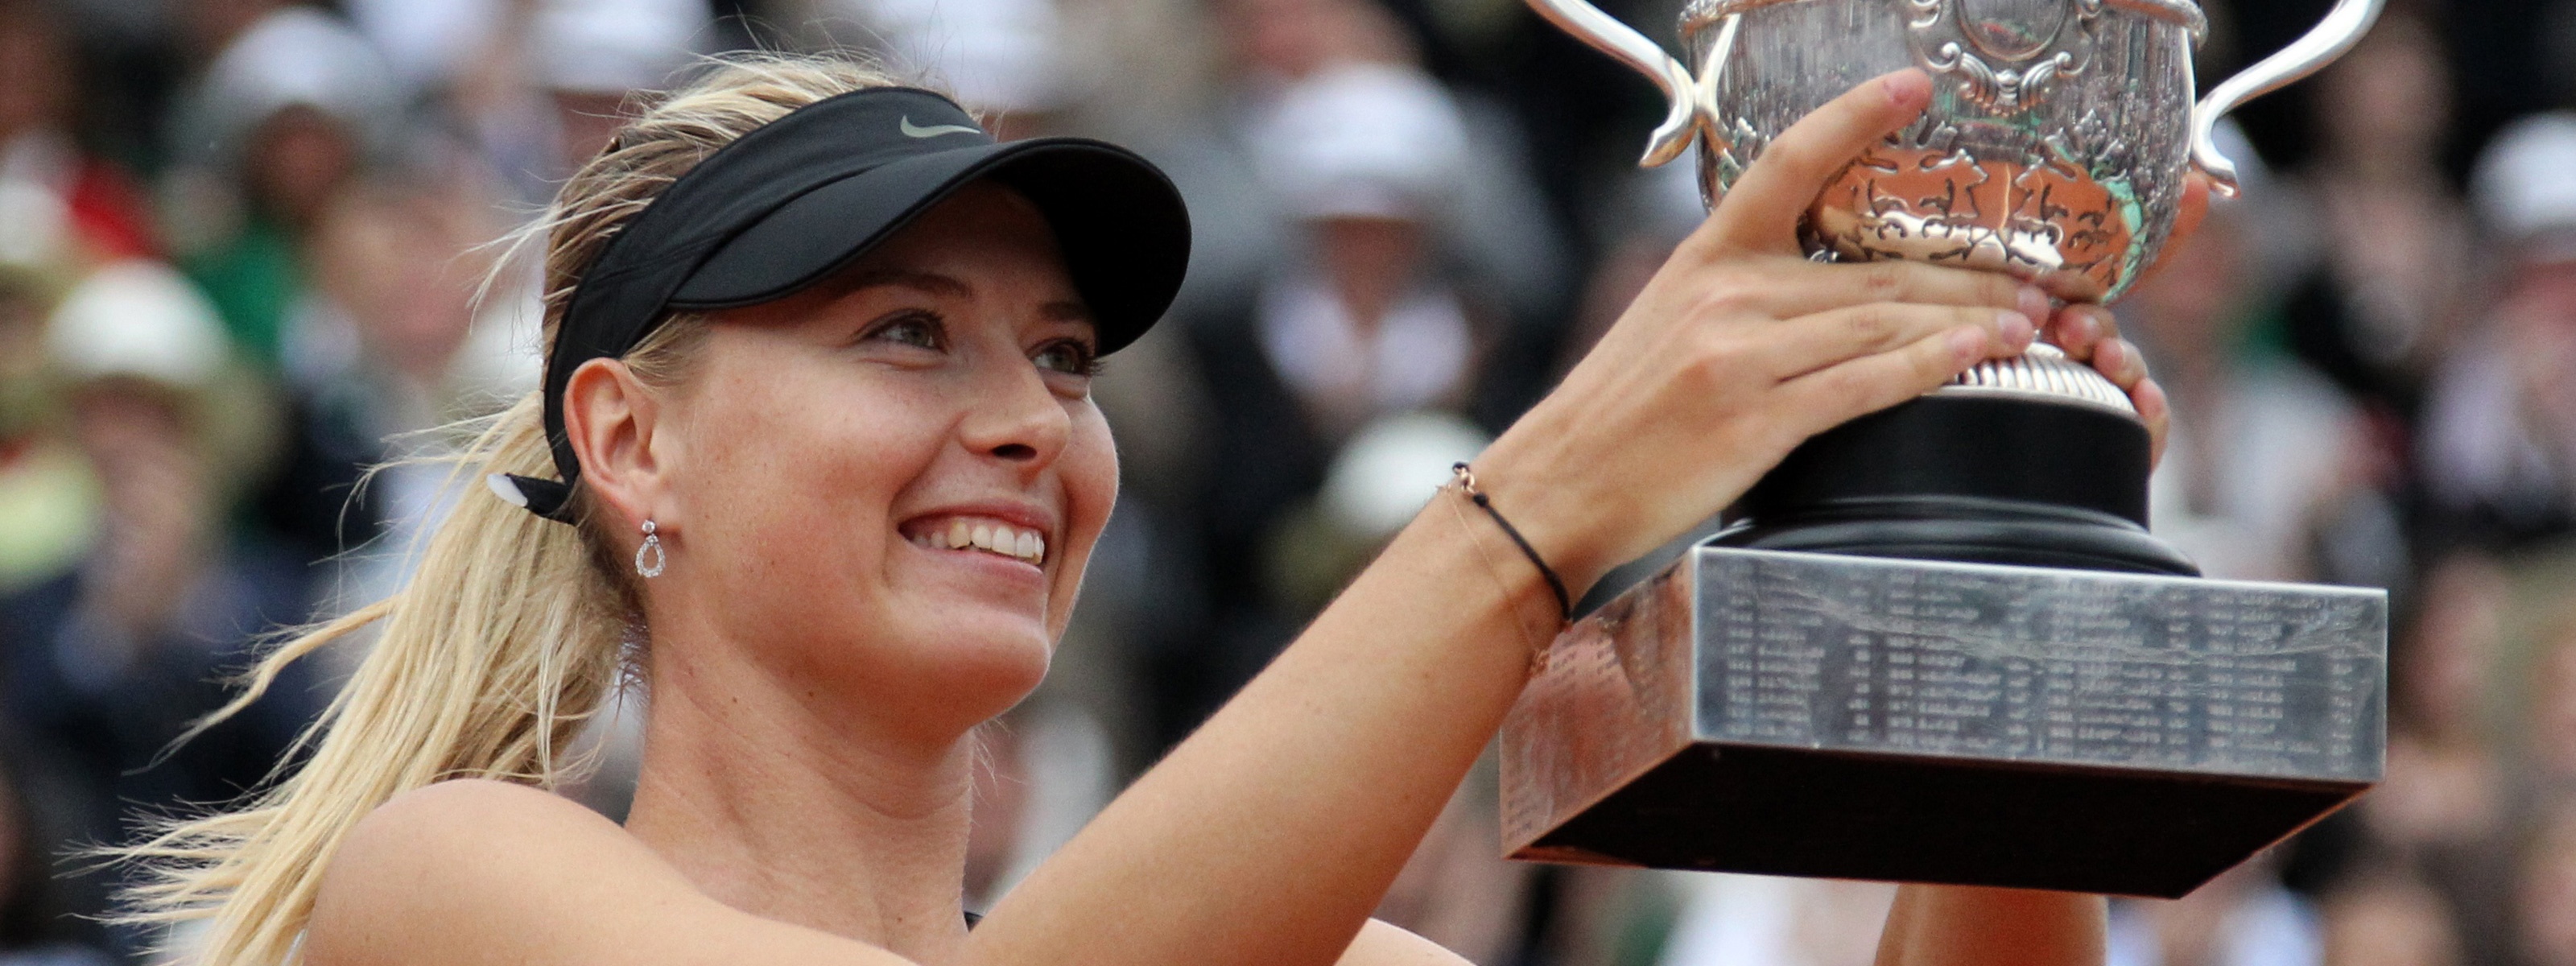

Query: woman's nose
[960,363,1073,466]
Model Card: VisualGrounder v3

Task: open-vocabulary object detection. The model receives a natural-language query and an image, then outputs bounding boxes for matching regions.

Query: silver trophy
[1546,0,2380,299]
[1499,0,2391,897]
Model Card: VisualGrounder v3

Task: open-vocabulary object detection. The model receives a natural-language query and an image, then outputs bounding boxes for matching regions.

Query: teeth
[914,517,1047,565]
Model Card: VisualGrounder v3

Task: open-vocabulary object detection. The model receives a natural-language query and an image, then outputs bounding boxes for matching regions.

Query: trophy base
[1516,744,2363,898]
[1725,391,2198,576]
[1500,547,2386,898]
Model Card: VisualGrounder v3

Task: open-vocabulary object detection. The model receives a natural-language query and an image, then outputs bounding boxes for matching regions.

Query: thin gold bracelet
[1444,463,1571,673]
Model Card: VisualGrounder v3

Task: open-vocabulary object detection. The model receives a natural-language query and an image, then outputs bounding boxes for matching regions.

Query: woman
[118,55,2181,966]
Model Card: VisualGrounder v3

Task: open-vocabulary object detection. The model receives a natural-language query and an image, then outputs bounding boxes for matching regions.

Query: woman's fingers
[2046,303,2116,361]
[1762,258,2049,320]
[1777,326,1996,437]
[1763,301,2033,381]
[2132,376,2172,468]
[1695,69,1934,258]
[2092,334,2147,388]
[2092,334,2169,464]
[2057,308,2169,467]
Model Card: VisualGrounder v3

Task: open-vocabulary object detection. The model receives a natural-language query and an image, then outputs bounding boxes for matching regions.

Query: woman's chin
[897,609,1056,701]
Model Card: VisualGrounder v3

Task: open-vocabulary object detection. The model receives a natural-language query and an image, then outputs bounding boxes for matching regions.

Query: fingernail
[1948,326,1988,364]
[1881,71,1931,109]
[2017,287,2050,324]
[1997,310,2035,347]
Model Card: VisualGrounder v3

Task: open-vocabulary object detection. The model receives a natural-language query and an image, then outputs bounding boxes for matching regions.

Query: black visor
[493,87,1191,523]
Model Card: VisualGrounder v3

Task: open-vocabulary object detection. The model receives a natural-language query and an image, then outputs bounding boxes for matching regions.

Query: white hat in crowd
[2471,112,2576,262]
[341,0,708,96]
[531,0,712,95]
[45,261,231,390]
[184,7,402,165]
[1248,63,1472,223]
[837,0,1075,114]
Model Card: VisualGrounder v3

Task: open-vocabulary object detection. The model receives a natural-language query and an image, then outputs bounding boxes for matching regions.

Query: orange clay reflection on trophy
[1805,146,2136,303]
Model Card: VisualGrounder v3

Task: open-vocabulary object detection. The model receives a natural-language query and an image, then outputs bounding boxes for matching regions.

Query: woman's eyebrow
[836,267,972,299]
[1040,300,1093,324]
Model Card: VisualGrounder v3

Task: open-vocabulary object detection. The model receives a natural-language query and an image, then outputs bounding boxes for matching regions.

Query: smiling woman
[107,52,2169,966]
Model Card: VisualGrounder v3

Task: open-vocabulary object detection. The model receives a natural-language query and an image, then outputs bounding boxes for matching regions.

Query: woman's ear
[561,357,671,530]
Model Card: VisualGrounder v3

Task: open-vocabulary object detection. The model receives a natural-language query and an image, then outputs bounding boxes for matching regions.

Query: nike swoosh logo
[901,117,983,139]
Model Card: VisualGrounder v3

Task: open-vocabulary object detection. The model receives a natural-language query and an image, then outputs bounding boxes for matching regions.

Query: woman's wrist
[1423,480,1577,672]
[1464,423,1616,601]
[1444,464,1574,626]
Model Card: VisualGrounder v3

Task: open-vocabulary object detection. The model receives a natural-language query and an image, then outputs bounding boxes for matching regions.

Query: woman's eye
[865,311,947,351]
[1032,339,1100,377]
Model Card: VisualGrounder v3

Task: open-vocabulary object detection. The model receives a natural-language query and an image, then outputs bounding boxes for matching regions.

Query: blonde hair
[113,53,912,966]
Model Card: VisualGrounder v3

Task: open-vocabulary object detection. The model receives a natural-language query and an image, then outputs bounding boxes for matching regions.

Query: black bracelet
[1449,463,1573,625]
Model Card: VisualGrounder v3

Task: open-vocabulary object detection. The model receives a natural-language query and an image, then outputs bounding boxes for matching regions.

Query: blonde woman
[119,55,2179,966]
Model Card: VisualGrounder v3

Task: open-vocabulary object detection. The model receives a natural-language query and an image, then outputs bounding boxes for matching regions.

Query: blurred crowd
[0,0,2572,963]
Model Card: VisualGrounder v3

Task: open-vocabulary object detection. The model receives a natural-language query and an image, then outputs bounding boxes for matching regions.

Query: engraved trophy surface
[1499,0,2392,896]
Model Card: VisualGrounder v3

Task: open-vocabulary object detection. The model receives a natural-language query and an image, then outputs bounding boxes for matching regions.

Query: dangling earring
[635,519,667,578]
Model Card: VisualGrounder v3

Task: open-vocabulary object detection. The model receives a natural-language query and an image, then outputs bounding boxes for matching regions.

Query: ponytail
[109,53,911,965]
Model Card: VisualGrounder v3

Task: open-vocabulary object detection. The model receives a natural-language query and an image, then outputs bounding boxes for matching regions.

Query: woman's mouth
[902,515,1047,566]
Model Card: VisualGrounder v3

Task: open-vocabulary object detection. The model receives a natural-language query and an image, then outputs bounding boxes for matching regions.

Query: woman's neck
[623,632,978,963]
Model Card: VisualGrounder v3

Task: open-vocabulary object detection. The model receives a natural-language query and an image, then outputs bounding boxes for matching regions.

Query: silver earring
[635,519,667,578]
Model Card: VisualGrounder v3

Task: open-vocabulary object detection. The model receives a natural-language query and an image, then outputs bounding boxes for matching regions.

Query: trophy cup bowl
[1698,0,2206,305]
[1499,0,2392,897]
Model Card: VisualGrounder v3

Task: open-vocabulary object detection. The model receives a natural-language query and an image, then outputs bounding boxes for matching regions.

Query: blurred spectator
[0,739,112,966]
[1170,60,1517,745]
[2317,866,2463,966]
[2128,192,2405,588]
[0,267,93,594]
[0,0,160,272]
[163,5,398,374]
[2523,800,2576,966]
[2529,601,2576,785]
[2368,551,2519,966]
[1241,63,1480,436]
[1208,0,1565,319]
[290,175,537,613]
[804,0,1081,134]
[2419,113,2576,547]
[526,0,712,171]
[345,0,710,204]
[0,260,320,960]
[2277,12,2471,416]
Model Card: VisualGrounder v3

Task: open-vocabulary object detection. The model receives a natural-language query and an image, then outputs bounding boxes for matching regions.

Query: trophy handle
[2188,0,2386,195]
[1521,0,1705,167]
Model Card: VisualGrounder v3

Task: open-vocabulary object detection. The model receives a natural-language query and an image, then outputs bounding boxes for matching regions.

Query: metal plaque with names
[1500,546,2387,898]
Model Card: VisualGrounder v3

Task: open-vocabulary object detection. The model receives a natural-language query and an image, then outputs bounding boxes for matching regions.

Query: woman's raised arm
[304,69,2116,966]
[971,68,2084,966]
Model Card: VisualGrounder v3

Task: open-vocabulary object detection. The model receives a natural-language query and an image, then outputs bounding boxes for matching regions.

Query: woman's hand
[2045,171,2210,469]
[1475,69,2041,592]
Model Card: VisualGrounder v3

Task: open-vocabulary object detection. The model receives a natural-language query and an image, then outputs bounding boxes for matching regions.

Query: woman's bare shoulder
[1339,921,1476,966]
[337,778,633,856]
[306,779,898,966]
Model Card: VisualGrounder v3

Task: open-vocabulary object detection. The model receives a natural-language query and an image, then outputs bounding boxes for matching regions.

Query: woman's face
[651,183,1117,733]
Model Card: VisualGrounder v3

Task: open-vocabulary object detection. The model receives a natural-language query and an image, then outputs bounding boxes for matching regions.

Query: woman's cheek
[1036,415,1111,613]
